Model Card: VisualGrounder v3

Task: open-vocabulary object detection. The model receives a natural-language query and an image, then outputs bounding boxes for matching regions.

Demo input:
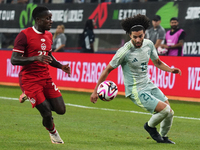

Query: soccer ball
[97,80,118,101]
[157,46,168,55]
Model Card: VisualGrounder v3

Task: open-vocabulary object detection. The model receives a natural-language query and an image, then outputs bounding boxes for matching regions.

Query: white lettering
[118,9,146,20]
[6,59,21,77]
[183,42,200,55]
[148,65,176,89]
[51,9,83,23]
[185,7,200,20]
[0,10,15,21]
[188,67,200,90]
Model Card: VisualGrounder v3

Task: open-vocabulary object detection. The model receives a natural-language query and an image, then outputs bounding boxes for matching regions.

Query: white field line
[1,96,200,121]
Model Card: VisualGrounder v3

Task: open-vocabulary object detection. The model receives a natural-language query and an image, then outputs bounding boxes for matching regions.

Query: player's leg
[48,96,66,115]
[43,80,65,144]
[36,100,64,144]
[128,92,165,143]
[36,100,54,129]
[144,100,171,143]
[148,86,175,144]
[159,100,175,144]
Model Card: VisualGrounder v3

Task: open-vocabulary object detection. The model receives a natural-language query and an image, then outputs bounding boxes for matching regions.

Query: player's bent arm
[152,58,182,75]
[48,52,71,77]
[90,64,115,103]
[11,51,53,66]
[11,51,37,66]
[48,52,62,68]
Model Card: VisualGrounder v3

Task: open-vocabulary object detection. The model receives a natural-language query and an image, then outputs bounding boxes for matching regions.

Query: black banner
[0,2,200,55]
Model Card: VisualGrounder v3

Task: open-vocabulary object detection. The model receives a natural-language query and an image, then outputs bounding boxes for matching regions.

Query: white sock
[159,109,174,137]
[148,105,171,128]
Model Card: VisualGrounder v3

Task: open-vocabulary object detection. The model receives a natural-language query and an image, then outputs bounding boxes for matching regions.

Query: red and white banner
[1,50,200,100]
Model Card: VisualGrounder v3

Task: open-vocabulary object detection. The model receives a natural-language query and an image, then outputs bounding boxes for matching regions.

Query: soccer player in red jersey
[11,6,70,144]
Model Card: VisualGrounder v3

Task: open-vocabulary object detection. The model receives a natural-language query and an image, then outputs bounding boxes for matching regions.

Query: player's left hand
[171,68,182,75]
[61,64,71,77]
[90,92,98,104]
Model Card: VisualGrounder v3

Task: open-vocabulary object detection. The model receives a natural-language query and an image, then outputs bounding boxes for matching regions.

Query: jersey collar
[32,26,44,34]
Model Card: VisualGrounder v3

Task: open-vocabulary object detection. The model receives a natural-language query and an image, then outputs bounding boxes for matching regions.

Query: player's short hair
[32,6,49,20]
[121,14,150,34]
[170,17,178,22]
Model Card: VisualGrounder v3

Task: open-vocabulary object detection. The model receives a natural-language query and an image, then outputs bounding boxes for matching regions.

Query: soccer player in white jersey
[90,14,181,144]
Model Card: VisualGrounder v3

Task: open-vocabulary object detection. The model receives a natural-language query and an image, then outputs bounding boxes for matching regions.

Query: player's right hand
[35,55,52,65]
[90,91,98,104]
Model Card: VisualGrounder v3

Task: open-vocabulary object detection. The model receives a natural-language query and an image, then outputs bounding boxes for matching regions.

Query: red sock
[46,123,56,134]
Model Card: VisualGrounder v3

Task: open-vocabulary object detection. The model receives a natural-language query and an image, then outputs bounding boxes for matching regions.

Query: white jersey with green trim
[109,39,159,97]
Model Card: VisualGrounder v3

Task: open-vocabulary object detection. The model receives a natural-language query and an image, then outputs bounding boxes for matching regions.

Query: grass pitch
[0,85,200,150]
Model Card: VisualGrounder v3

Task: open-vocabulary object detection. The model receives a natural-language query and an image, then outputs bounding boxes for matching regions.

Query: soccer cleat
[19,93,28,103]
[161,137,175,144]
[144,122,164,143]
[49,130,64,144]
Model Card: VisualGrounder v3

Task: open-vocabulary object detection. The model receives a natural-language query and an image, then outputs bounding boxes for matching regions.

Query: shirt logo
[41,38,45,42]
[29,98,36,104]
[41,43,46,50]
[132,58,138,63]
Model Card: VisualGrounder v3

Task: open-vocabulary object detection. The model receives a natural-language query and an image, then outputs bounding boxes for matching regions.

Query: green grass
[0,85,200,150]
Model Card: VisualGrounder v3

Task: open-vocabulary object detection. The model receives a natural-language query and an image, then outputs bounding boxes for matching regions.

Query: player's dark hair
[32,6,49,20]
[83,19,94,31]
[170,17,178,22]
[121,14,150,34]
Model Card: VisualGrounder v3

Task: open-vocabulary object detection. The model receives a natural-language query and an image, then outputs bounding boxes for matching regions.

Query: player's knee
[161,104,171,116]
[56,105,66,115]
[42,111,52,119]
[169,109,174,117]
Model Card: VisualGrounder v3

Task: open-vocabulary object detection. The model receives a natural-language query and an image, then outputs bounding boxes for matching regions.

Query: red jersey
[13,27,53,82]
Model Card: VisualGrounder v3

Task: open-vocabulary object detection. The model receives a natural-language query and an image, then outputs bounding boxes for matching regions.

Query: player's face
[170,20,178,30]
[129,30,145,48]
[39,10,53,31]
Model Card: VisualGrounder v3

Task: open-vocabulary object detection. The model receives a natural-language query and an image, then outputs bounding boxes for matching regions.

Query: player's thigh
[44,80,65,114]
[150,85,168,103]
[36,99,52,118]
[129,85,166,113]
[21,82,46,108]
[129,91,159,114]
[48,96,66,114]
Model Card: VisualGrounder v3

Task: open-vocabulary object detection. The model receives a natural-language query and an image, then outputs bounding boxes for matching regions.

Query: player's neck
[34,25,45,33]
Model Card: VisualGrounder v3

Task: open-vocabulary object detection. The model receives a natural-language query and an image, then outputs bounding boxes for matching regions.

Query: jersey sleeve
[109,47,126,68]
[13,32,27,54]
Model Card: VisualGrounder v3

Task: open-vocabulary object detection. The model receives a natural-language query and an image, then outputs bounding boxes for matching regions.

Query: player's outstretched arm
[48,52,71,77]
[90,64,115,103]
[11,51,52,66]
[152,58,182,75]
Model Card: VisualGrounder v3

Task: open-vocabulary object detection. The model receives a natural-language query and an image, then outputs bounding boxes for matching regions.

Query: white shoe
[49,131,64,144]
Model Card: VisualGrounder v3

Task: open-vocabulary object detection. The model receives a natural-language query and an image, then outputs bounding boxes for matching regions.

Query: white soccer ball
[97,80,118,101]
[157,46,168,55]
